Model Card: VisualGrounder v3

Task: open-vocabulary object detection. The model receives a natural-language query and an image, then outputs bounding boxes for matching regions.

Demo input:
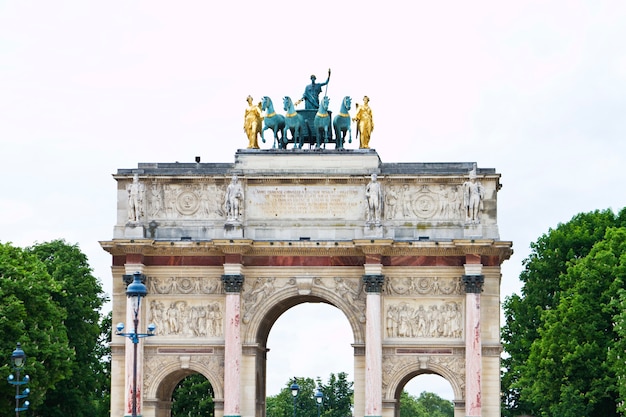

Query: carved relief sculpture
[149,300,224,337]
[385,301,463,339]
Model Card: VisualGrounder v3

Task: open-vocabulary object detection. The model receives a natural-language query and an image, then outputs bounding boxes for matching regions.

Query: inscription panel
[247,185,365,220]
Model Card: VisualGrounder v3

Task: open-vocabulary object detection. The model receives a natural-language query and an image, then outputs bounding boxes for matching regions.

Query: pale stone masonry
[102,149,512,417]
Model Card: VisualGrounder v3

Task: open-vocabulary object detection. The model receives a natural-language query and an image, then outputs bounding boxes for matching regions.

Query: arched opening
[266,302,354,396]
[171,373,215,417]
[397,373,455,417]
[153,369,217,417]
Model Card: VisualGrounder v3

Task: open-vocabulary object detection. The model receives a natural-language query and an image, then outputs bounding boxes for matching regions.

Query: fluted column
[363,269,384,417]
[222,266,244,417]
[462,262,484,417]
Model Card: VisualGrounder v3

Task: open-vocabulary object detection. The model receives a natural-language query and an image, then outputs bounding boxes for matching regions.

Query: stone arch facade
[103,150,512,417]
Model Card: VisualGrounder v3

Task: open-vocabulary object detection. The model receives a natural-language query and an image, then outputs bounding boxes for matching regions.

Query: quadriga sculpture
[283,96,306,149]
[313,96,331,149]
[261,96,286,149]
[333,96,352,149]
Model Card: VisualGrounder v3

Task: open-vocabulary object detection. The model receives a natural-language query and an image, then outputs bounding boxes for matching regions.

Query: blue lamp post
[314,385,324,417]
[290,377,300,417]
[116,272,156,417]
[7,343,30,416]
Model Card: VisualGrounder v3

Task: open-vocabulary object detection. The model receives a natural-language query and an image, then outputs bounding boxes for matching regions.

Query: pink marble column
[222,273,244,417]
[463,272,484,417]
[363,274,384,417]
[124,294,143,416]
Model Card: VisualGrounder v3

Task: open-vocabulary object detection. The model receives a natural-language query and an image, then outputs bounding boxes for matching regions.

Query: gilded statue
[243,95,263,149]
[353,96,374,149]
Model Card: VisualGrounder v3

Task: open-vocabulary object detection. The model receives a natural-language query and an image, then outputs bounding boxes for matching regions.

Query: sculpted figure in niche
[463,165,485,224]
[353,96,374,149]
[127,173,144,222]
[365,174,383,224]
[243,95,263,149]
[225,175,244,221]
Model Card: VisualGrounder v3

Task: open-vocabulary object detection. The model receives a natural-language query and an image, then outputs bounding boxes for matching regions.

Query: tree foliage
[400,391,454,417]
[171,373,215,417]
[502,209,626,416]
[0,240,109,417]
[266,373,353,417]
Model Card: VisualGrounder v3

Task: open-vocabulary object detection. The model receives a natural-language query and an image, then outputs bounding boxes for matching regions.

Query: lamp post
[314,385,324,417]
[7,343,30,417]
[116,272,156,417]
[290,377,300,417]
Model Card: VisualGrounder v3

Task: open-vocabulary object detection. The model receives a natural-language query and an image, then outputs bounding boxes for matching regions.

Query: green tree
[267,374,353,417]
[171,373,215,417]
[0,242,73,415]
[28,239,109,417]
[400,391,453,417]
[502,209,626,416]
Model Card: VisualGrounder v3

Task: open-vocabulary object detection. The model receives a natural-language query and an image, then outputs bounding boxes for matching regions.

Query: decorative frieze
[385,276,462,296]
[148,276,222,294]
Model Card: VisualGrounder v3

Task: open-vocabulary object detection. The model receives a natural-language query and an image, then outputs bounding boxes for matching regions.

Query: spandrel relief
[148,277,222,294]
[385,301,463,339]
[149,300,223,337]
[385,277,462,296]
[319,277,366,322]
[242,277,289,323]
[382,355,465,395]
[143,182,227,220]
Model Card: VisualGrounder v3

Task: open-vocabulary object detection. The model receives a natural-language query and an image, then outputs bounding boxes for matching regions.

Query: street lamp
[116,272,156,417]
[290,377,300,417]
[314,385,324,417]
[7,343,30,416]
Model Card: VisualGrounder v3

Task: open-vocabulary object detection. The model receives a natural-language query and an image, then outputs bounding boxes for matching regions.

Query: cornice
[100,238,513,261]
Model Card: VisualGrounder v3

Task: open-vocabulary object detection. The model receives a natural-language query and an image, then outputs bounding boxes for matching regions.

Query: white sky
[2,0,626,401]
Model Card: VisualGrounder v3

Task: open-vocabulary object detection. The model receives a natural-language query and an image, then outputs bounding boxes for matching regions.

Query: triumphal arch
[102,149,512,417]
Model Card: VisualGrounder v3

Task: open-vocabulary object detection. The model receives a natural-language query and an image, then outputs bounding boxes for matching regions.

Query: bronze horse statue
[261,96,286,149]
[283,96,306,149]
[313,96,331,149]
[333,96,352,149]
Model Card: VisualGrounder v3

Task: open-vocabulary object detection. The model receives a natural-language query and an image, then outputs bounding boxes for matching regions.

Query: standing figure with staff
[296,69,331,110]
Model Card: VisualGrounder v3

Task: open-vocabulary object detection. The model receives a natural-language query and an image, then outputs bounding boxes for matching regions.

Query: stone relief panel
[384,179,491,224]
[145,181,227,221]
[385,276,462,296]
[148,300,224,337]
[148,276,222,295]
[382,354,465,399]
[385,301,463,339]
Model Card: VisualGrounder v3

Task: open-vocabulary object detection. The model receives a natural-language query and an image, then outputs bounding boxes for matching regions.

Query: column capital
[462,274,484,294]
[222,274,245,293]
[362,274,385,293]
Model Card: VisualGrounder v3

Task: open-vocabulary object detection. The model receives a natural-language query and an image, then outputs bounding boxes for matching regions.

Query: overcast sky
[2,0,626,401]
